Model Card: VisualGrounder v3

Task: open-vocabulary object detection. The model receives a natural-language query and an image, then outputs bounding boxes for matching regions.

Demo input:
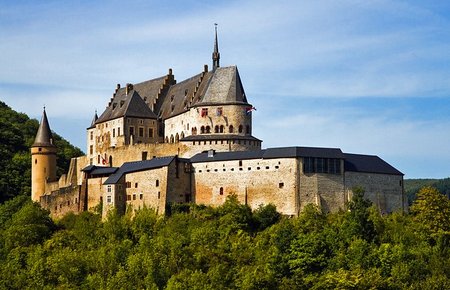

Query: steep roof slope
[33,109,55,147]
[197,66,249,105]
[344,153,403,175]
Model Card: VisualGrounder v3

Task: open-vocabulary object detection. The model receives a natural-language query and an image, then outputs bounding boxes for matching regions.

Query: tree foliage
[0,101,83,202]
[1,190,450,289]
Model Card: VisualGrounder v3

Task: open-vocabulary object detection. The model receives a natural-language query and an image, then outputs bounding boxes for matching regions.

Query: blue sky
[1,0,449,178]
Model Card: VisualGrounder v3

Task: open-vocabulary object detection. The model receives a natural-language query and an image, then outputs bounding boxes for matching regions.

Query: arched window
[200,126,205,134]
[192,127,197,135]
[165,137,169,143]
[181,132,185,139]
[238,125,243,133]
[219,187,224,195]
[170,135,174,143]
[175,133,179,143]
[220,125,224,133]
[109,156,113,167]
[229,125,234,133]
[206,126,211,133]
[214,125,219,133]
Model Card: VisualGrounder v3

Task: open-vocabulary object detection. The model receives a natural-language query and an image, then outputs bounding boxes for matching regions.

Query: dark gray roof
[96,90,157,123]
[94,65,250,125]
[82,165,118,176]
[87,111,98,129]
[104,156,176,185]
[195,66,249,106]
[33,109,55,147]
[344,153,403,175]
[159,71,212,120]
[263,147,344,159]
[181,134,261,142]
[190,146,344,163]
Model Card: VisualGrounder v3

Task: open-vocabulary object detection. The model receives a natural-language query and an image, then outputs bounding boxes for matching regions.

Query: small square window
[279,182,284,189]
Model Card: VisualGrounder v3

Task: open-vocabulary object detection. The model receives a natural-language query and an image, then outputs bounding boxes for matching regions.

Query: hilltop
[0,101,83,203]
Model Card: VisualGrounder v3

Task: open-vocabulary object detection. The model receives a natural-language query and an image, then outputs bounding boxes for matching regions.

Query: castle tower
[31,108,57,202]
[212,23,220,70]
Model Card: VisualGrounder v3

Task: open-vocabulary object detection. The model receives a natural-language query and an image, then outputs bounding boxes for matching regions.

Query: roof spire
[91,110,98,127]
[212,23,220,70]
[32,107,55,147]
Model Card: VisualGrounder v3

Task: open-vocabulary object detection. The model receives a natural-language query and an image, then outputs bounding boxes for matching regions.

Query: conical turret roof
[33,108,55,147]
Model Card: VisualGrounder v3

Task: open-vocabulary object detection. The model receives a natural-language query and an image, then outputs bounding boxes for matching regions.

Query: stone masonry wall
[123,167,169,215]
[345,172,405,213]
[40,185,81,219]
[164,104,252,141]
[192,157,299,216]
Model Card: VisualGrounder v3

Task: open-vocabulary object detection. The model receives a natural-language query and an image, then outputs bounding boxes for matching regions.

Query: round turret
[31,108,57,202]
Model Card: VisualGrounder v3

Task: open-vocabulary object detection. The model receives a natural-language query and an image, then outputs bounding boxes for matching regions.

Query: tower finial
[212,23,220,70]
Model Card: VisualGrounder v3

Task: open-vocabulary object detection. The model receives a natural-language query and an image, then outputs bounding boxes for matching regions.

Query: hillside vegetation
[0,101,83,202]
[0,187,449,289]
[405,178,450,204]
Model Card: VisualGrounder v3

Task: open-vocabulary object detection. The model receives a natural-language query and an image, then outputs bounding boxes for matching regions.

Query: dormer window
[120,100,125,107]
[112,103,117,110]
[170,95,175,102]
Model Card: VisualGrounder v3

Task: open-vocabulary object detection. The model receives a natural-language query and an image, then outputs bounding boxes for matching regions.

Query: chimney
[115,84,121,93]
[168,68,173,75]
[204,64,208,72]
[125,83,133,95]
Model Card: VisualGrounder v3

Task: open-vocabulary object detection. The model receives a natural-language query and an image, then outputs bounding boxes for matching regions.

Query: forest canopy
[0,188,449,289]
[0,101,83,202]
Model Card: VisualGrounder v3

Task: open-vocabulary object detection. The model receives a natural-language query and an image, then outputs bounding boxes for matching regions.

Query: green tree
[410,186,450,235]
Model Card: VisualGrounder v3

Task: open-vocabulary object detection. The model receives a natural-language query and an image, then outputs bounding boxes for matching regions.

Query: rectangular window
[201,108,208,117]
[135,182,138,188]
[107,195,112,203]
[90,145,93,155]
[133,194,136,200]
[148,128,154,138]
[90,131,93,141]
[303,157,314,173]
[139,127,144,137]
[129,126,134,136]
[140,194,143,200]
[127,195,131,201]
[107,185,112,193]
[142,151,148,160]
[118,127,121,136]
[216,107,223,116]
[113,128,115,137]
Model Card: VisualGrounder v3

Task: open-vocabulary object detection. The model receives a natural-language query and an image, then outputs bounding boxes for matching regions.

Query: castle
[31,29,406,218]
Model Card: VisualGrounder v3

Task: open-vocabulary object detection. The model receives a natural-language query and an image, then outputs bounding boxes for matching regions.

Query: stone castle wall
[164,104,252,141]
[192,157,300,216]
[345,172,405,213]
[122,166,170,215]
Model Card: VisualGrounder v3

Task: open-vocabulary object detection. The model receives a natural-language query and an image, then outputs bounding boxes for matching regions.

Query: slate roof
[96,90,157,123]
[33,109,55,147]
[344,153,403,175]
[82,165,118,176]
[104,156,176,185]
[159,72,212,120]
[95,66,250,124]
[196,66,249,106]
[190,146,344,163]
